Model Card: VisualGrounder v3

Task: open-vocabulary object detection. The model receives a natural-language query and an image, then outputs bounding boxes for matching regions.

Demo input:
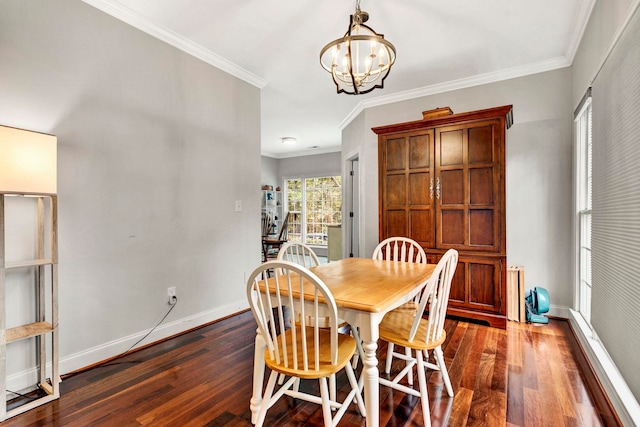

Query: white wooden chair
[247,260,365,427]
[372,237,429,381]
[276,242,365,388]
[378,249,458,427]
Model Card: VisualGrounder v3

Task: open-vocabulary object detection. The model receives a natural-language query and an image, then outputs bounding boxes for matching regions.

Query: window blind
[591,5,640,401]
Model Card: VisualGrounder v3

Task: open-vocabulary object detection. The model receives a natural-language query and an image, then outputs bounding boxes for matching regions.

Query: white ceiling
[84,0,594,158]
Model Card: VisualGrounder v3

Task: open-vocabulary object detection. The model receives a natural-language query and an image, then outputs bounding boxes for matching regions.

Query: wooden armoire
[373,105,513,329]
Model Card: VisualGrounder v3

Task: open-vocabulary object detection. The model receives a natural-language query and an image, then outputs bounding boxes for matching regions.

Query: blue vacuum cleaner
[525,287,550,324]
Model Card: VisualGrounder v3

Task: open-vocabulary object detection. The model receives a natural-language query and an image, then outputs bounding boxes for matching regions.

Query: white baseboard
[6,299,250,393]
[569,309,640,426]
[548,303,570,319]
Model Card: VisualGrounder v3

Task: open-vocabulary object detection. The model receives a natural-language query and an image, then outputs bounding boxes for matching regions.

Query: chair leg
[385,343,394,374]
[434,346,454,397]
[345,363,366,416]
[255,370,279,427]
[415,350,432,427]
[318,377,334,426]
[330,374,337,410]
[350,325,364,369]
[405,346,414,386]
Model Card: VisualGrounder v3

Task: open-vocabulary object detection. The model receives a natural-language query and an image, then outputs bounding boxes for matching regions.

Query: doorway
[347,156,360,257]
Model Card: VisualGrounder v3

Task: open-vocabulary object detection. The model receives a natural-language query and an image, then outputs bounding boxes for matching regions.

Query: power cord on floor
[61,296,179,378]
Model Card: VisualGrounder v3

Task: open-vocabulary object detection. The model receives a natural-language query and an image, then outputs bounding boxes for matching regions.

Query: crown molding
[565,0,597,64]
[338,56,571,130]
[82,0,267,89]
[262,145,341,160]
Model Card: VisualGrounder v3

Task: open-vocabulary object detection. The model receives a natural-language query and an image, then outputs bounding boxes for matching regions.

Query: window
[285,176,342,246]
[575,96,592,324]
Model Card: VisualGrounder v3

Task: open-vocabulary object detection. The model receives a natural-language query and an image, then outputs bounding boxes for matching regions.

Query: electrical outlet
[167,287,177,305]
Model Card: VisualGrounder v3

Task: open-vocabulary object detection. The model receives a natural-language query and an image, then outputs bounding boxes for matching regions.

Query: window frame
[284,175,342,247]
[574,95,592,324]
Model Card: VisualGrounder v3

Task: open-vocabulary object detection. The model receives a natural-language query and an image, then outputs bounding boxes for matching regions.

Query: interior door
[435,119,502,252]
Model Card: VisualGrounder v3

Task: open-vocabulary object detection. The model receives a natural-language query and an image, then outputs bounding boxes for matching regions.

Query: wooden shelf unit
[0,192,60,420]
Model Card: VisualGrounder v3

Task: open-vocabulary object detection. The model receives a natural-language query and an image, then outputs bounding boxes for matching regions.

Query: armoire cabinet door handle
[436,177,441,200]
[429,178,434,199]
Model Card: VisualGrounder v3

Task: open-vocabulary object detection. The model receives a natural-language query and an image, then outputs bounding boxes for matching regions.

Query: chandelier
[319,0,396,95]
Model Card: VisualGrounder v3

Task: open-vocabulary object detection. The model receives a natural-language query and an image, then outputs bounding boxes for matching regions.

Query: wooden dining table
[249,257,436,426]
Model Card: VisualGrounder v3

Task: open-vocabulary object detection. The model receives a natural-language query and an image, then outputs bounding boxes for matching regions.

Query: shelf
[4,259,54,269]
[1,192,60,420]
[6,322,54,343]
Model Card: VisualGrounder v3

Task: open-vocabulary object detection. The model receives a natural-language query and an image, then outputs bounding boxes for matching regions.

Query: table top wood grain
[309,258,436,313]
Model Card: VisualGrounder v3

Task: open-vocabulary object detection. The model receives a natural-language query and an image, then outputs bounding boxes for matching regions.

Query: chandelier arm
[346,14,359,94]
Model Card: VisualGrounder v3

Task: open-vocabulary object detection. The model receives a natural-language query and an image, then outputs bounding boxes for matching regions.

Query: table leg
[359,320,379,427]
[250,329,266,424]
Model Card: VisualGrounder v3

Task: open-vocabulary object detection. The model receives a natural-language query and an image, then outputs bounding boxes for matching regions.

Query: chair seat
[265,326,357,379]
[379,310,446,351]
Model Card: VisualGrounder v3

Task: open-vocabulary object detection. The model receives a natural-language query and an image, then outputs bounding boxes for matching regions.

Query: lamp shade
[0,125,57,194]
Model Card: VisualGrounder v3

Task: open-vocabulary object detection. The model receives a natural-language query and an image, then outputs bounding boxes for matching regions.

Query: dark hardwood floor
[4,311,620,426]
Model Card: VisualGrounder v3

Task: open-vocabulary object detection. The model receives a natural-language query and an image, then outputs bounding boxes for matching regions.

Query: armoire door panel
[385,137,406,171]
[469,168,494,205]
[409,134,431,169]
[409,210,433,245]
[379,130,435,248]
[468,259,501,311]
[448,261,466,303]
[386,174,406,206]
[440,169,464,205]
[445,255,503,313]
[469,210,495,247]
[386,210,407,237]
[468,125,494,164]
[440,211,465,245]
[439,130,464,166]
[409,172,431,205]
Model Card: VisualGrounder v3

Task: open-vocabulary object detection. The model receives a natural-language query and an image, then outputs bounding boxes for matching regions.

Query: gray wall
[571,0,637,108]
[343,68,574,315]
[261,156,279,188]
[0,0,261,377]
[279,152,341,181]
